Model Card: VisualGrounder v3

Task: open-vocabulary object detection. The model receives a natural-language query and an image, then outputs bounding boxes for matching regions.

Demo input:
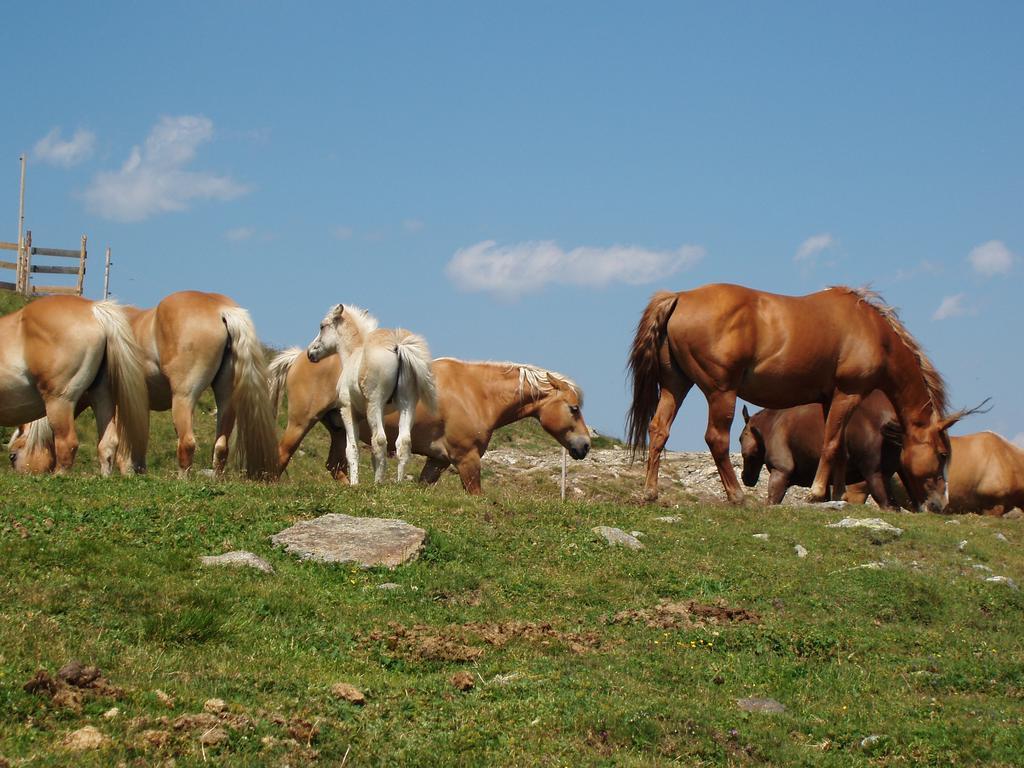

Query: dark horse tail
[626,291,679,460]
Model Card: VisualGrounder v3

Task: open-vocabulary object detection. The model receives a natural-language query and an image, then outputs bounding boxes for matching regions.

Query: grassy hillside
[1,295,1022,766]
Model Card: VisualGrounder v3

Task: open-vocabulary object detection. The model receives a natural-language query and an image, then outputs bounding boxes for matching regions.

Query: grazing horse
[10,291,278,479]
[305,304,437,484]
[1,295,148,474]
[270,352,591,493]
[738,390,903,507]
[627,284,972,511]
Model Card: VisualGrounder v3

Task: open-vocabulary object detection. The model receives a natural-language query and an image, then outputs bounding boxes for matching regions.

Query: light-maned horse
[11,291,278,479]
[1,295,149,474]
[270,352,591,493]
[627,284,973,512]
[305,304,437,484]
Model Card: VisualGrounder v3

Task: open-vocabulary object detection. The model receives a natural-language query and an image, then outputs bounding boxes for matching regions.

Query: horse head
[536,376,591,460]
[307,304,344,362]
[738,405,766,487]
[7,424,56,474]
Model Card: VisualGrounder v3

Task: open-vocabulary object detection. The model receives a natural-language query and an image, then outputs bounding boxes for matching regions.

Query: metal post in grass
[16,154,26,293]
[103,247,112,299]
[561,447,567,501]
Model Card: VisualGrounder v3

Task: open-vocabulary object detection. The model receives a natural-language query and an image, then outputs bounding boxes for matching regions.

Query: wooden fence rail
[0,231,87,296]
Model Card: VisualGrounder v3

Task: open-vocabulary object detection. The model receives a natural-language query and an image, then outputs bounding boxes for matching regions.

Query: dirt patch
[364,620,602,662]
[607,599,760,629]
[450,671,475,691]
[23,661,124,711]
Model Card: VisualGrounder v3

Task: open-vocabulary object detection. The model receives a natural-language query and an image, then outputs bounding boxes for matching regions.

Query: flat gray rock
[200,550,274,574]
[986,576,1019,590]
[737,697,786,714]
[272,514,426,568]
[593,526,644,550]
[827,517,903,542]
[794,544,808,558]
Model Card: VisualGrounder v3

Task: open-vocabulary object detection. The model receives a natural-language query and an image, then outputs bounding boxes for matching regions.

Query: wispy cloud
[331,225,353,240]
[968,240,1015,277]
[32,127,96,167]
[83,115,248,222]
[932,293,969,321]
[794,233,835,262]
[225,227,255,242]
[893,259,943,282]
[446,240,705,299]
[402,218,425,233]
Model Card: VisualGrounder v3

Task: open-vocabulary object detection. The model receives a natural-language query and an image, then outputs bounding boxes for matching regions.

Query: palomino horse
[627,284,972,511]
[305,304,437,484]
[738,390,903,507]
[270,352,591,492]
[11,291,278,479]
[1,295,148,474]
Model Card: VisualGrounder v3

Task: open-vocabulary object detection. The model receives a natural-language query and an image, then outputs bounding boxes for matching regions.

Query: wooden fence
[0,230,87,296]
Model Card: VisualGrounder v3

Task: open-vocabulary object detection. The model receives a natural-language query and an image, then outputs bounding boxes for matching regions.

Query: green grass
[1,294,1022,765]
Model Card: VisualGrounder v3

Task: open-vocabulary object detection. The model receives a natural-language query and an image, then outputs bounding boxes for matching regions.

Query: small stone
[271,513,427,568]
[376,582,402,591]
[794,544,808,558]
[972,564,993,573]
[103,707,120,720]
[199,727,229,746]
[592,526,644,550]
[826,517,903,543]
[203,698,227,714]
[986,576,1019,590]
[490,673,520,686]
[629,531,644,538]
[200,550,274,574]
[330,683,366,705]
[654,516,682,523]
[860,734,884,750]
[994,533,1009,543]
[62,726,108,751]
[957,540,968,552]
[811,500,848,509]
[736,697,785,714]
[945,519,961,525]
[154,689,175,709]
[450,671,475,691]
[1005,509,1024,520]
[752,533,769,541]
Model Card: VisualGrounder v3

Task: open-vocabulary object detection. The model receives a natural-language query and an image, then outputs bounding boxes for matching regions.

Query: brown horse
[738,390,903,506]
[11,291,278,478]
[627,284,971,511]
[1,295,149,474]
[270,351,591,493]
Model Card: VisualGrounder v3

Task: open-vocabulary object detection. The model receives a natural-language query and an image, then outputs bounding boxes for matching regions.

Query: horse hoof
[641,488,659,504]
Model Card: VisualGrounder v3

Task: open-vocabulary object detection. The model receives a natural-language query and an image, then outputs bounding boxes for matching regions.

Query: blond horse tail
[625,290,679,460]
[268,347,302,416]
[221,307,279,480]
[395,331,437,413]
[92,301,150,472]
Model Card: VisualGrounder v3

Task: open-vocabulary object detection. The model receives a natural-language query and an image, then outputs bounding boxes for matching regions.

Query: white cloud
[932,293,969,321]
[446,240,705,299]
[794,233,835,262]
[83,115,248,221]
[225,227,254,241]
[403,218,425,233]
[1012,433,1024,449]
[331,225,353,240]
[968,240,1014,277]
[32,127,96,167]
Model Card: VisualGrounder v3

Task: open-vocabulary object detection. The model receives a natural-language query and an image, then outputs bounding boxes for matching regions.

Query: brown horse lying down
[269,351,591,493]
[628,284,972,511]
[2,296,148,474]
[738,390,903,506]
[11,291,278,478]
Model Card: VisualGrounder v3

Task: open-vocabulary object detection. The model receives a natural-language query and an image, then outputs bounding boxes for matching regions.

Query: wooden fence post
[22,230,32,296]
[76,235,87,296]
[561,447,567,501]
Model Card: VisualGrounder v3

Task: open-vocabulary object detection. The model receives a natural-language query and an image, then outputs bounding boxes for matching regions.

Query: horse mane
[437,358,584,404]
[830,285,948,416]
[332,304,379,350]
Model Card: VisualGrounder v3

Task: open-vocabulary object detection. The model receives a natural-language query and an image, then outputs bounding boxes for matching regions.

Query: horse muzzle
[306,345,323,363]
[567,436,591,460]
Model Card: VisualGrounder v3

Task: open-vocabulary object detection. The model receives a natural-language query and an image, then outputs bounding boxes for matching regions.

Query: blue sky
[2,2,1021,450]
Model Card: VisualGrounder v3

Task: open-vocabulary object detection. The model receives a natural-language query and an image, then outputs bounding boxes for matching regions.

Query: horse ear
[742,405,750,424]
[938,397,992,432]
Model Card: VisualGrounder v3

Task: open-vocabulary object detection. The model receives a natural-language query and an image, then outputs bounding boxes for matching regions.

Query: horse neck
[483,367,548,428]
[336,323,366,364]
[882,339,937,430]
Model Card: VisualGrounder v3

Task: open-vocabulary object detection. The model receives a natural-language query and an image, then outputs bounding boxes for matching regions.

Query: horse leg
[170,393,199,475]
[862,471,893,509]
[455,451,482,494]
[419,457,450,485]
[324,421,351,483]
[337,405,360,485]
[211,366,236,475]
[642,372,692,502]
[44,399,78,474]
[90,386,119,477]
[767,468,791,505]
[365,400,388,483]
[705,390,744,504]
[394,403,415,482]
[809,392,862,502]
[843,481,870,505]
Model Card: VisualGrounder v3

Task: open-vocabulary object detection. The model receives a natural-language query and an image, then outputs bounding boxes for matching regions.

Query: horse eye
[569,405,580,416]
